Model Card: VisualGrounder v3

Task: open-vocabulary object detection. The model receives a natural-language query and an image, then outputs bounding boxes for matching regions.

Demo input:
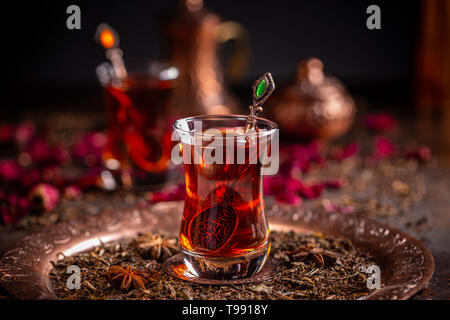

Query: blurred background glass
[97,59,178,187]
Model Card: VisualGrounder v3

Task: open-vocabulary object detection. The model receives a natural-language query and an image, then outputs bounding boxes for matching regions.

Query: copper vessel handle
[215,21,250,83]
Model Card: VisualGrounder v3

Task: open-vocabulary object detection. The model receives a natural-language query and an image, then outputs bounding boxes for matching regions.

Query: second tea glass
[97,60,179,188]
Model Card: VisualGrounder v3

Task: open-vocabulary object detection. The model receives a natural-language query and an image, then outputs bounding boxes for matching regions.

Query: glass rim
[126,60,179,80]
[96,59,179,88]
[173,114,278,138]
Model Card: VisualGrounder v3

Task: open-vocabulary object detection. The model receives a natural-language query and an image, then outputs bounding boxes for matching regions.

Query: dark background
[2,0,420,113]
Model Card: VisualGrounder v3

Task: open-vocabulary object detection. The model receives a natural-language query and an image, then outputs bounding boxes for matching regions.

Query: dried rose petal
[72,132,106,165]
[323,179,343,189]
[40,165,65,188]
[263,176,285,195]
[149,192,171,202]
[51,145,71,165]
[21,168,42,187]
[77,167,103,190]
[323,202,354,214]
[63,185,82,200]
[274,191,302,205]
[280,142,324,175]
[28,183,60,212]
[340,205,355,214]
[137,200,150,208]
[322,202,339,212]
[20,133,69,166]
[265,175,301,192]
[267,142,346,205]
[297,182,324,199]
[375,137,395,158]
[405,146,432,162]
[0,210,7,225]
[279,160,308,178]
[266,176,326,202]
[148,184,186,203]
[0,123,15,143]
[15,121,36,146]
[1,194,30,225]
[364,112,396,132]
[0,160,22,181]
[292,142,324,168]
[26,138,50,163]
[263,178,274,195]
[331,142,359,160]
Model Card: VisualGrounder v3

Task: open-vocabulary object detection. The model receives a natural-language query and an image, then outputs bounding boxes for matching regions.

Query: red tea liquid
[102,72,175,173]
[179,128,270,258]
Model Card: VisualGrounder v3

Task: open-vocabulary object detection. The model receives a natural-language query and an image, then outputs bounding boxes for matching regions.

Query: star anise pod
[287,246,337,268]
[105,266,149,291]
[133,233,179,261]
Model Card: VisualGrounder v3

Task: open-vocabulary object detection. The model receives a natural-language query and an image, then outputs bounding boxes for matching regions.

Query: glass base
[164,242,272,284]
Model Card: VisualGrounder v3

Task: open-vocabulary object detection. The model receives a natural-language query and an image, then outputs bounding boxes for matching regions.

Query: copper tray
[0,202,434,300]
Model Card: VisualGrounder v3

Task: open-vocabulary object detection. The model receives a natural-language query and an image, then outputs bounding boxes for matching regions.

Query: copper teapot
[266,58,356,141]
[163,0,249,116]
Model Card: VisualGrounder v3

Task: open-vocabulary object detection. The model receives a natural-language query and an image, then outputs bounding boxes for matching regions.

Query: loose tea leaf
[287,246,337,268]
[51,231,376,300]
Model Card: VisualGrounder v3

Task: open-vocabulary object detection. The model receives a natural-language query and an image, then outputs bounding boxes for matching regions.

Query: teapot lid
[297,58,325,85]
[267,58,356,141]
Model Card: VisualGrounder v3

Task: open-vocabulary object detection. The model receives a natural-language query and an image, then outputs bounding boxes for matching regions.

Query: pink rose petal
[331,142,359,160]
[72,132,106,166]
[148,184,186,203]
[1,194,30,225]
[63,185,82,200]
[297,182,324,199]
[77,167,103,190]
[26,138,50,163]
[264,176,285,195]
[137,199,150,208]
[340,205,355,214]
[323,202,354,214]
[21,168,42,187]
[375,137,395,158]
[28,183,60,212]
[15,121,36,146]
[274,191,302,205]
[323,179,343,189]
[0,160,22,181]
[0,207,13,225]
[405,146,432,162]
[364,112,396,132]
[0,123,15,143]
[280,142,324,175]
[323,202,339,212]
[51,145,71,165]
